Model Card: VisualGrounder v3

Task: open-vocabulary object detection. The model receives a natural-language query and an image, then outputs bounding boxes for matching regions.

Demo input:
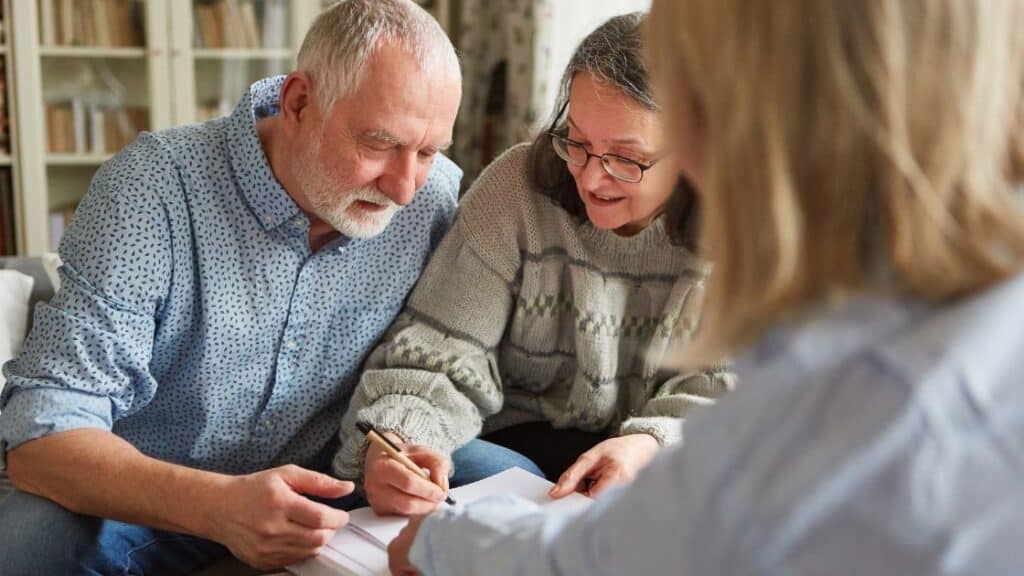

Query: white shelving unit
[11,0,171,255]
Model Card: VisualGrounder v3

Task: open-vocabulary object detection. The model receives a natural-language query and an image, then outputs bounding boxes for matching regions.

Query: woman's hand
[387,514,428,576]
[549,434,660,498]
[362,435,449,516]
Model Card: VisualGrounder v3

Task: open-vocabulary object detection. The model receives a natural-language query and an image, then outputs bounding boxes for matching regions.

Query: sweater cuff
[618,416,683,446]
[333,396,468,481]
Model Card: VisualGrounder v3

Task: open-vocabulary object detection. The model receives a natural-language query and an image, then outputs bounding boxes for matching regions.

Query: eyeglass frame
[544,99,667,184]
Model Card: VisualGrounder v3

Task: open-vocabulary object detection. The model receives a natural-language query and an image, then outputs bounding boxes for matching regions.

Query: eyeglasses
[549,133,662,184]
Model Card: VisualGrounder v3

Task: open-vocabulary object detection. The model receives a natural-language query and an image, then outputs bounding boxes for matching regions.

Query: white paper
[290,467,592,576]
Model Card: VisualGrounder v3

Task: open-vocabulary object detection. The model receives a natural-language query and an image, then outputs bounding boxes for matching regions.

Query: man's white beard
[311,184,400,239]
[298,141,402,239]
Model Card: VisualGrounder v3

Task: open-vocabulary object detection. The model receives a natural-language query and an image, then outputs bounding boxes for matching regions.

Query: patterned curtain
[452,0,554,187]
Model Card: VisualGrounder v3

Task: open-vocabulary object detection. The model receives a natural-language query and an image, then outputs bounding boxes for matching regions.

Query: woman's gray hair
[297,0,460,110]
[557,11,657,113]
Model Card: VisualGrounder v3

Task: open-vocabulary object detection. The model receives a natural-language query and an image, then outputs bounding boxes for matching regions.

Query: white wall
[537,0,651,126]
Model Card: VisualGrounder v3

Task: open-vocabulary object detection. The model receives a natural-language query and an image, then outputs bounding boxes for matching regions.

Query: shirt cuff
[0,387,114,471]
[410,495,543,574]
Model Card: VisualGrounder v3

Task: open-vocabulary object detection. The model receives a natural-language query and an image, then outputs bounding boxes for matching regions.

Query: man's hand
[388,514,428,576]
[549,434,660,498]
[203,464,354,569]
[363,433,449,516]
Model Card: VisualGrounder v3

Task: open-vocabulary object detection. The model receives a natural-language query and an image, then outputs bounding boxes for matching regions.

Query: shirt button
[291,216,304,227]
[285,339,297,350]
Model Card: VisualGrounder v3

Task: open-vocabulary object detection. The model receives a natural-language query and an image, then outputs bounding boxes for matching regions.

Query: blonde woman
[386,0,1024,574]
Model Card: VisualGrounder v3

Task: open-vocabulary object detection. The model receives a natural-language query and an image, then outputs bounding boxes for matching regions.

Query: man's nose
[378,152,418,206]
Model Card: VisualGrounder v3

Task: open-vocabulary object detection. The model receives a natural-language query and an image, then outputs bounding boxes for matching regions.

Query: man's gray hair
[298,0,460,110]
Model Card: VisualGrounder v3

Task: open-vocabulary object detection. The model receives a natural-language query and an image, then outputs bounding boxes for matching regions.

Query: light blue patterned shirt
[0,76,461,474]
[409,273,1024,575]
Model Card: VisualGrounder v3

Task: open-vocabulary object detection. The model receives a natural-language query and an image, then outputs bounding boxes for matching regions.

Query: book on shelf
[0,169,14,256]
[39,0,57,48]
[262,0,287,49]
[239,2,260,48]
[58,0,74,47]
[46,101,149,155]
[71,99,87,155]
[40,0,144,47]
[195,3,222,49]
[89,106,106,153]
[193,0,285,50]
[0,58,9,155]
[219,1,242,49]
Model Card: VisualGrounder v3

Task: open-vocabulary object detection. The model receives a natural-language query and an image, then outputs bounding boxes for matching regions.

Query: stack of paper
[289,467,592,576]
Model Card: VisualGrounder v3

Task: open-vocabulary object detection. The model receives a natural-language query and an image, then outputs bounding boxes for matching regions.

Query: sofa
[0,255,59,334]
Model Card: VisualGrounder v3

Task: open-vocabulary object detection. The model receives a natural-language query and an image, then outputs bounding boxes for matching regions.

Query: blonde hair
[647,0,1024,364]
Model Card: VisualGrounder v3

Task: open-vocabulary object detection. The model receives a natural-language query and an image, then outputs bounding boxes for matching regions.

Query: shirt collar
[227,75,302,231]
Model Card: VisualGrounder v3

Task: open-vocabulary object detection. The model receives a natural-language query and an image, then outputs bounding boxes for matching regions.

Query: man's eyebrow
[363,129,406,146]
[363,130,452,153]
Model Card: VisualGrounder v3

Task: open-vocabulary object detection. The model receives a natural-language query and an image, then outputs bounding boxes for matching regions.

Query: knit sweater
[333,144,734,479]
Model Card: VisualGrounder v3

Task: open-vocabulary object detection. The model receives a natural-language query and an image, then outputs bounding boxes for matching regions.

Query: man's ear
[279,71,316,130]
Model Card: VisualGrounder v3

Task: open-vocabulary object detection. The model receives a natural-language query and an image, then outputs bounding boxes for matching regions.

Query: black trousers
[481,421,605,481]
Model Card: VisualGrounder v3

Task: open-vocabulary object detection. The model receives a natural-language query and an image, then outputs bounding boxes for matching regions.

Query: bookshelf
[0,0,19,256]
[9,0,165,255]
[7,0,320,255]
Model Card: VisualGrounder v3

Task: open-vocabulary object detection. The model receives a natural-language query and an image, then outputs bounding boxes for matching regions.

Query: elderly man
[0,0,460,573]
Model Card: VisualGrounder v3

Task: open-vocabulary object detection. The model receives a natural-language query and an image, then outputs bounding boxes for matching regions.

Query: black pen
[357,421,456,505]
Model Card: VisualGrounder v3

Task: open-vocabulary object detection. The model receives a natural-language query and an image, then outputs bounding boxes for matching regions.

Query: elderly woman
[334,12,731,516]
[387,0,1024,574]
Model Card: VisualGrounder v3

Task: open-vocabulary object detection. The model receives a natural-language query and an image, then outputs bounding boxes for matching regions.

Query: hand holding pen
[358,421,456,516]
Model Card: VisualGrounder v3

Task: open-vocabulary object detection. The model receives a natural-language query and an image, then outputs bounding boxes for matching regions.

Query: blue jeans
[0,439,541,575]
[449,437,544,486]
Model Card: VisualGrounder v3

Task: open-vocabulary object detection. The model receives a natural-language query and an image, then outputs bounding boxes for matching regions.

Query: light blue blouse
[410,273,1024,575]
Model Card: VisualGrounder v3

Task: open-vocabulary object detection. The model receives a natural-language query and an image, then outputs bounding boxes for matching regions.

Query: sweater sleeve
[333,147,530,481]
[618,271,736,445]
[619,366,737,445]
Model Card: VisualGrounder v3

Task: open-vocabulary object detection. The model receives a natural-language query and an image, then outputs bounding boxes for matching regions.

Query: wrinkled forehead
[331,45,461,145]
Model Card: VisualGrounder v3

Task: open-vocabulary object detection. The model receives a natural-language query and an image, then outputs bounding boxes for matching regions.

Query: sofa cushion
[0,257,58,336]
[0,269,34,394]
